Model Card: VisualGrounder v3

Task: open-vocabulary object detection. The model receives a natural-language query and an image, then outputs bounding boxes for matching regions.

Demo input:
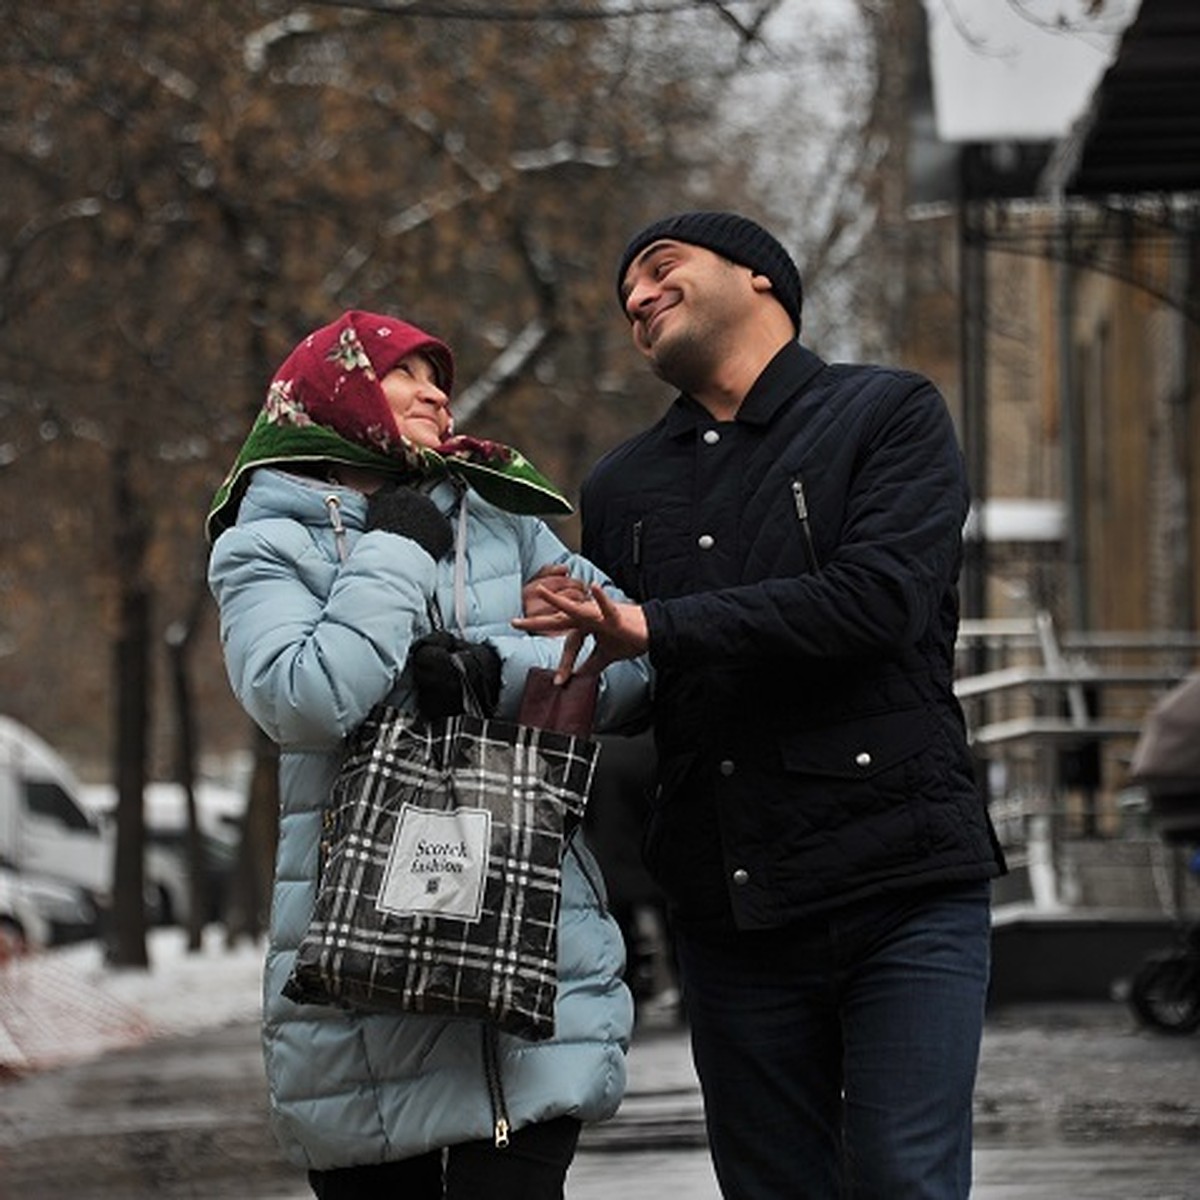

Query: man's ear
[750,272,774,295]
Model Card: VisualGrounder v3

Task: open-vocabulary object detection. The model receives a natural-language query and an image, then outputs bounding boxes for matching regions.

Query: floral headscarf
[206,310,570,542]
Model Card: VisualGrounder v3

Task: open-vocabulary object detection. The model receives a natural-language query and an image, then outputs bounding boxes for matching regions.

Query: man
[516,211,1005,1199]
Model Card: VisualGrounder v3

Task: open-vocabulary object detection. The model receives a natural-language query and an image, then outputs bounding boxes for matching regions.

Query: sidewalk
[566,1001,1200,1200]
[0,978,1195,1198]
[572,1017,716,1199]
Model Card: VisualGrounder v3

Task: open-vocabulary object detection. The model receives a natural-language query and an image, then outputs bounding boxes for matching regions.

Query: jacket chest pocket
[622,506,699,601]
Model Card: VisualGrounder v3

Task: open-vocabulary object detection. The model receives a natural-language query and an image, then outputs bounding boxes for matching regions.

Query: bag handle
[451,655,488,720]
[426,595,488,720]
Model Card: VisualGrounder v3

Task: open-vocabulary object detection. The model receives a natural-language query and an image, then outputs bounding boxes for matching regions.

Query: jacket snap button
[698,534,715,550]
[719,759,735,776]
[732,868,749,886]
[855,751,872,768]
[703,429,720,444]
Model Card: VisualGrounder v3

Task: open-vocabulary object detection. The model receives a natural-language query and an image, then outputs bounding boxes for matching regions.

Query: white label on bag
[377,802,491,921]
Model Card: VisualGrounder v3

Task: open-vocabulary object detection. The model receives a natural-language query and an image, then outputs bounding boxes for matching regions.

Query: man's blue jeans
[675,881,992,1200]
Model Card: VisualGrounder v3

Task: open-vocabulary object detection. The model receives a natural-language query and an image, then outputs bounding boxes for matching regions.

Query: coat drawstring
[324,494,348,562]
[452,482,470,633]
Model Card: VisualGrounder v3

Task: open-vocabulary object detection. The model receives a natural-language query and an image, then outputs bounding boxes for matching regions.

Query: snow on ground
[63,925,265,1030]
[0,926,264,1075]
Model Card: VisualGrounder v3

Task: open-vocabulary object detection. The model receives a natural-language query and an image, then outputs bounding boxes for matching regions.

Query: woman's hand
[364,485,453,560]
[520,565,589,632]
[409,632,502,717]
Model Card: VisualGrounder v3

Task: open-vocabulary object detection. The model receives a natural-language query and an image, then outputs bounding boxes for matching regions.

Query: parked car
[78,781,243,926]
[0,863,99,956]
[0,716,109,905]
[0,715,242,931]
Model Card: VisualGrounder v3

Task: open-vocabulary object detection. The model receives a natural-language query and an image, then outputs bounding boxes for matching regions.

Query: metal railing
[954,612,1200,911]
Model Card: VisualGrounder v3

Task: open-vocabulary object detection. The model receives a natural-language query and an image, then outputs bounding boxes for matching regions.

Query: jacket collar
[662,341,826,438]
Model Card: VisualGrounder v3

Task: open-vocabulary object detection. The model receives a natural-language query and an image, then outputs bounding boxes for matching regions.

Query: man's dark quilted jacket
[581,342,1005,930]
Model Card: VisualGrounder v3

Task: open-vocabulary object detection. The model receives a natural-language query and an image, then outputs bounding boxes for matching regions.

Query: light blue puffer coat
[208,467,650,1170]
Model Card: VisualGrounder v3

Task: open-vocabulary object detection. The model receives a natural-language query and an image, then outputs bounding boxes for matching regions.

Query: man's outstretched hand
[513,580,648,683]
[520,565,589,630]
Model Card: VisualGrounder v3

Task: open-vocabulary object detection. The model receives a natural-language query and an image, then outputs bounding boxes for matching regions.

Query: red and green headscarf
[206,310,571,542]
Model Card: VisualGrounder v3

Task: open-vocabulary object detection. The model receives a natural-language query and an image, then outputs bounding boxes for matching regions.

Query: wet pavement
[0,1000,1197,1198]
[569,1001,1200,1199]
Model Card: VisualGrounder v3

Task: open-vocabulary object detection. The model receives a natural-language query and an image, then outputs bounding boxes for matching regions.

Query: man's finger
[554,629,585,684]
[589,582,621,620]
[536,583,599,622]
[571,645,611,680]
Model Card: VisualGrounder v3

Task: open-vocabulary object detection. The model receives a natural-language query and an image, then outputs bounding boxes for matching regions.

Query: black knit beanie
[616,211,803,334]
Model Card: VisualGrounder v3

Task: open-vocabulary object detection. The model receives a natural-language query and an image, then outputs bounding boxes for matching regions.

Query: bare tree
[0,0,778,958]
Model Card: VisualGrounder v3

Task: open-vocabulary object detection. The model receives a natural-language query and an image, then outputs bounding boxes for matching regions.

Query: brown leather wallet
[517,667,599,737]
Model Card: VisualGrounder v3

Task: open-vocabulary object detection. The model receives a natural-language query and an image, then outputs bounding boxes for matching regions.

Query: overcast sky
[922,0,1142,142]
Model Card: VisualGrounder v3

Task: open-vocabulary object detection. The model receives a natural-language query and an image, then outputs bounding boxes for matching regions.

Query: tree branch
[303,0,758,19]
[0,197,104,329]
[453,219,560,427]
[452,317,552,428]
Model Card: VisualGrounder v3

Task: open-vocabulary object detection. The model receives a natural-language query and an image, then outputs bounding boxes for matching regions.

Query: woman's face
[381,352,452,449]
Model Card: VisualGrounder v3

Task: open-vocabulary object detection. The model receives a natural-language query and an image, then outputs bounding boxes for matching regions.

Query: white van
[0,716,109,894]
[0,715,107,948]
[0,716,244,936]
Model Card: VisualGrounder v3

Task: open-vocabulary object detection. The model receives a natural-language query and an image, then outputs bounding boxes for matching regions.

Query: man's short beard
[648,329,719,395]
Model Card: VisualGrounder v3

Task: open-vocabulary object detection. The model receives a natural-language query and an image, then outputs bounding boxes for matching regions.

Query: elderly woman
[207,310,649,1200]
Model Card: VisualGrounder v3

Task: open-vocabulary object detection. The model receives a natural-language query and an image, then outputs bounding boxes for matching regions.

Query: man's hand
[521,565,590,632]
[513,582,648,683]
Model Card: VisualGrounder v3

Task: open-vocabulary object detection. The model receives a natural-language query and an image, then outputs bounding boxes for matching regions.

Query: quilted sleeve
[208,519,436,748]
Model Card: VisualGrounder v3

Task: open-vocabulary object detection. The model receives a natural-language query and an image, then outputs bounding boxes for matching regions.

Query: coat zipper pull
[791,478,818,572]
[481,1025,511,1149]
[494,1116,511,1149]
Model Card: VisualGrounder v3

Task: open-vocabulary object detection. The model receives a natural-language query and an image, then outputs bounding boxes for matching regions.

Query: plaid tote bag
[283,696,600,1041]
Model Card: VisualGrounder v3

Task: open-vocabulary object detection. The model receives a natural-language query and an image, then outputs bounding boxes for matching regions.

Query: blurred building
[905,0,1200,636]
[900,1,1200,968]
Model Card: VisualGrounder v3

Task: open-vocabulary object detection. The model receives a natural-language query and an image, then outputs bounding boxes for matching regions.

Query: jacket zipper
[566,827,608,915]
[318,805,336,878]
[482,1024,511,1148]
[632,519,646,599]
[477,827,604,1149]
[790,478,819,572]
[478,830,595,1148]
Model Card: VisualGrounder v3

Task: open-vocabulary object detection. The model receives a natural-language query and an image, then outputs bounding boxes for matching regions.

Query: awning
[1043,0,1200,197]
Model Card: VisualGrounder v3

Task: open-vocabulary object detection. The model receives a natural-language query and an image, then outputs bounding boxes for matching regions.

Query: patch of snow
[0,927,264,1073]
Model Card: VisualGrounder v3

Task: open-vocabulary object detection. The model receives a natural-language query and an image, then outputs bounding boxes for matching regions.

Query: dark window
[24,781,96,832]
